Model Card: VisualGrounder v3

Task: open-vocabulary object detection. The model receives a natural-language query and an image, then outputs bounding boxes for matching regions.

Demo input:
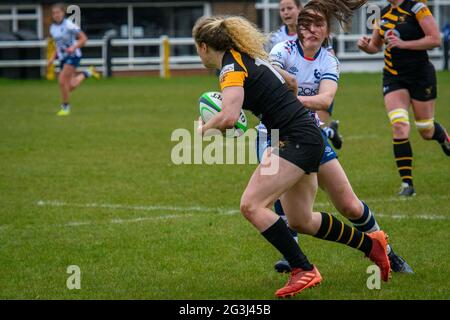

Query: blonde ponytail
[193,16,268,60]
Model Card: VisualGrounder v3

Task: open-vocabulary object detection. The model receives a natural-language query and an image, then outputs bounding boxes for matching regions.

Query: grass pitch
[0,73,449,299]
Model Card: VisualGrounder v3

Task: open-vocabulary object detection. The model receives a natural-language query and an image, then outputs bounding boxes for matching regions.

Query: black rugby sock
[432,122,447,143]
[393,138,413,186]
[261,218,313,270]
[314,212,373,256]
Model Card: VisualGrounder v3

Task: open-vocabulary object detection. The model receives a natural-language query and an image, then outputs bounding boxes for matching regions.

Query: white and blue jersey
[271,39,339,125]
[266,25,299,52]
[256,39,340,165]
[50,18,82,60]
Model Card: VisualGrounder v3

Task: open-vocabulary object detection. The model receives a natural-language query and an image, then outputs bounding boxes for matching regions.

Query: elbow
[286,76,298,93]
[287,79,298,93]
[321,97,334,110]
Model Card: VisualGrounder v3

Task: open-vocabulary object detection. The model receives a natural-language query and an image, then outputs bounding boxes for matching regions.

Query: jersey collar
[296,39,322,61]
[284,25,297,37]
[54,18,66,26]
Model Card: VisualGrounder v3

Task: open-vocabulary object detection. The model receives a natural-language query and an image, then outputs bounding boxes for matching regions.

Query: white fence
[0,36,203,75]
[0,34,447,75]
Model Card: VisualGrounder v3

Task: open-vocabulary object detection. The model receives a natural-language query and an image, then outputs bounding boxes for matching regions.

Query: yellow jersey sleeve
[219,50,248,90]
[220,71,246,90]
[412,2,432,21]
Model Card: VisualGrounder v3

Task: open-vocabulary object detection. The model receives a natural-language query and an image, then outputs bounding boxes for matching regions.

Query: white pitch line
[314,194,450,208]
[37,194,450,215]
[33,199,449,226]
[1,201,448,231]
[36,200,236,214]
[110,214,195,224]
[344,134,381,141]
[40,211,450,229]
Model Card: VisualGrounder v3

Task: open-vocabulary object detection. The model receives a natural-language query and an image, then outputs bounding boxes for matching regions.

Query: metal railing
[0,36,203,75]
[0,34,446,75]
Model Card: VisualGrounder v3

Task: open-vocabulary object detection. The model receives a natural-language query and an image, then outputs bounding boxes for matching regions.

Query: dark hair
[297,0,367,46]
[52,3,66,13]
[280,0,303,8]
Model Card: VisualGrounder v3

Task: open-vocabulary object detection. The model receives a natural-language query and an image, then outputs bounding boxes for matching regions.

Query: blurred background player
[48,3,100,116]
[262,0,412,274]
[266,0,302,52]
[193,13,390,298]
[358,0,450,196]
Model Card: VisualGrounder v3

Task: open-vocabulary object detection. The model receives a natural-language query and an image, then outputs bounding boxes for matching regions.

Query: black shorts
[273,137,324,174]
[383,62,437,101]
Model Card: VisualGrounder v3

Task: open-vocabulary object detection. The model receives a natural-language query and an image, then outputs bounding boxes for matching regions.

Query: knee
[239,197,259,222]
[391,122,409,138]
[58,76,65,86]
[337,199,362,220]
[58,74,68,86]
[418,129,434,140]
[415,120,435,140]
[288,216,315,235]
[388,109,410,138]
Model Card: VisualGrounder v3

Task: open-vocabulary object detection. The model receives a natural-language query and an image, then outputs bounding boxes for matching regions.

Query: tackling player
[266,0,342,149]
[258,0,412,274]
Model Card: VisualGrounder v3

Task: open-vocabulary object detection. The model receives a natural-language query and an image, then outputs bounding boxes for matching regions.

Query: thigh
[242,151,304,209]
[60,64,76,80]
[317,159,360,217]
[279,172,318,230]
[384,89,410,113]
[411,99,435,121]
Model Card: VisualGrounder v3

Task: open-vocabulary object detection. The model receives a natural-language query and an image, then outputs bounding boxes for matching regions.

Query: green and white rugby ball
[198,91,248,138]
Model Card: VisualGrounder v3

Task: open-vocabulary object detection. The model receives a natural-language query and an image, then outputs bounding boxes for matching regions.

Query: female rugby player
[261,0,412,274]
[358,0,450,196]
[266,0,342,149]
[193,12,390,298]
[48,3,100,116]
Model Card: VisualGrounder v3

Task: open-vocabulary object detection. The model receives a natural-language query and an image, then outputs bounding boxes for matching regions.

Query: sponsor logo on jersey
[313,69,322,83]
[220,64,234,76]
[299,86,319,96]
[219,64,235,82]
[289,66,299,74]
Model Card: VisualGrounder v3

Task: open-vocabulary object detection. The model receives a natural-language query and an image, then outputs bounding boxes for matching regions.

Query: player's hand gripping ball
[198,92,248,138]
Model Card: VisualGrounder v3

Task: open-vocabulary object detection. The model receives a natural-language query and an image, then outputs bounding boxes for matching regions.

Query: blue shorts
[60,56,81,69]
[327,101,334,116]
[320,129,338,165]
[256,124,337,165]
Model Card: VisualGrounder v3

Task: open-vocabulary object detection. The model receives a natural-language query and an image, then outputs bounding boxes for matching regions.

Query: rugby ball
[198,91,248,138]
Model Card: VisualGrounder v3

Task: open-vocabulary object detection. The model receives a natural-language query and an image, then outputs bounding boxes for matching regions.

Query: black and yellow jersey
[219,48,320,143]
[379,0,433,76]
